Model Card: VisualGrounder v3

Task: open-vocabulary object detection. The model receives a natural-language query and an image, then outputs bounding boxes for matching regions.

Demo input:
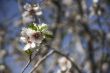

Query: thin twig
[21,48,41,73]
[21,55,31,73]
[29,48,82,73]
[29,50,54,73]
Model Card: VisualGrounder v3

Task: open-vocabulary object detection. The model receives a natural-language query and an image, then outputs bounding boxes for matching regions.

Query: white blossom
[93,0,99,3]
[58,57,72,71]
[22,3,42,24]
[102,63,109,72]
[20,27,44,51]
[23,3,42,16]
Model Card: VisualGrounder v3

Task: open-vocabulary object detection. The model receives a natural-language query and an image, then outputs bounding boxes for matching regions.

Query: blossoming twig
[21,46,42,73]
[19,2,82,73]
[20,2,54,73]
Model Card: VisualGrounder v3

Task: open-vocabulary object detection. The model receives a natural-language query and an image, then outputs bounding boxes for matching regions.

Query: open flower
[20,27,44,51]
[58,57,72,71]
[20,23,53,51]
[22,3,42,24]
[23,3,42,16]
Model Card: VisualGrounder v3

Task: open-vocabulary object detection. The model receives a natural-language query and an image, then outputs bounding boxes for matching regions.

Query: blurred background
[0,0,110,73]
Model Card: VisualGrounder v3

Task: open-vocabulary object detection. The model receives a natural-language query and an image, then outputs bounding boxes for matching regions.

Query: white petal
[20,37,27,43]
[22,11,29,17]
[24,3,32,11]
[33,23,37,26]
[27,28,36,36]
[35,11,42,16]
[58,57,71,71]
[57,69,61,73]
[41,23,47,27]
[21,27,28,36]
[30,42,36,48]
[61,66,66,71]
[33,6,39,11]
[93,0,98,3]
[23,44,31,51]
[21,28,35,37]
[67,61,72,69]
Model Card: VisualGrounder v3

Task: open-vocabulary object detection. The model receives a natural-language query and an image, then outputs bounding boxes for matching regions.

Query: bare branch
[29,47,82,73]
[21,47,41,73]
[29,50,54,73]
[21,55,31,73]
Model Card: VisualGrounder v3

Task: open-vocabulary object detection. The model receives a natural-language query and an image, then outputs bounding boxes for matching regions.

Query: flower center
[27,37,32,43]
[29,9,36,15]
[32,32,41,39]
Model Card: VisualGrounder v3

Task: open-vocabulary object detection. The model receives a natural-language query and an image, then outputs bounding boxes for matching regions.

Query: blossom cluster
[20,23,48,51]
[20,3,53,53]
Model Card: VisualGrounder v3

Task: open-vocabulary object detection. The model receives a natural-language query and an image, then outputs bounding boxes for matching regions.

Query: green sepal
[39,25,48,31]
[28,24,38,31]
[25,49,32,55]
[44,31,54,39]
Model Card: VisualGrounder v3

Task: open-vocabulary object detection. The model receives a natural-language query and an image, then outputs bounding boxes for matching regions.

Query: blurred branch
[21,55,31,73]
[51,0,65,49]
[17,0,25,25]
[29,49,54,73]
[94,2,107,73]
[21,47,41,73]
[76,0,97,73]
[52,0,62,24]
[29,47,82,73]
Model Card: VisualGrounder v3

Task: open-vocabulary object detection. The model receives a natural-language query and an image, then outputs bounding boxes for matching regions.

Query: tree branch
[21,48,41,73]
[29,50,54,73]
[21,55,31,73]
[29,48,82,73]
[76,0,97,73]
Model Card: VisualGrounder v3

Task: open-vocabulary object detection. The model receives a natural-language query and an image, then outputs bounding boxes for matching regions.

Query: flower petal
[30,42,36,48]
[27,28,36,36]
[24,3,32,11]
[22,11,30,17]
[20,37,27,43]
[35,11,42,16]
[33,6,39,11]
[23,43,31,51]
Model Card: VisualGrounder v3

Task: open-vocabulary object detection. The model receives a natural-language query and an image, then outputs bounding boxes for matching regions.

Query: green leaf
[28,24,38,31]
[44,31,54,39]
[39,25,48,31]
